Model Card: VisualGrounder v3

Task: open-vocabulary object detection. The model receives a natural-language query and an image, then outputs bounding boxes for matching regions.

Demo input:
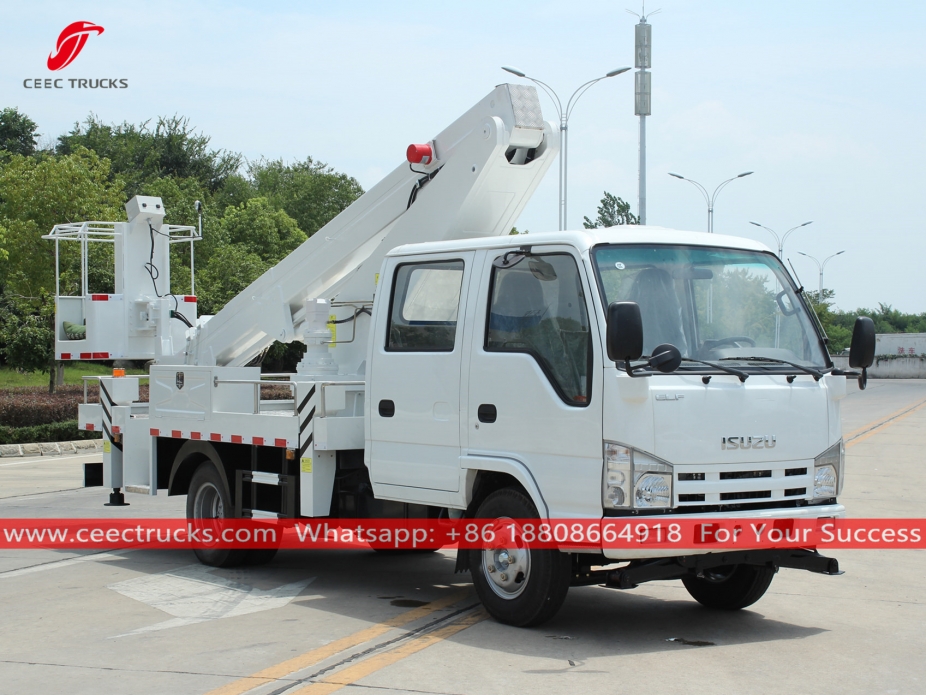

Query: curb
[0,439,104,458]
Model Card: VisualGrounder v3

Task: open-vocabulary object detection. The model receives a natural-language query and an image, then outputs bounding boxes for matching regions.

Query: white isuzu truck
[45,84,875,626]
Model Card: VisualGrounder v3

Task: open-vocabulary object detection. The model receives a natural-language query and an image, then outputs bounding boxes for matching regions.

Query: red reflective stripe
[112,425,121,434]
[191,432,201,440]
[92,352,109,359]
[274,438,287,448]
[210,433,221,442]
[85,424,95,431]
[172,430,181,438]
[90,294,109,301]
[231,435,243,444]
[60,353,71,360]
[150,428,159,436]
[80,353,91,359]
[252,436,264,446]
[183,296,197,303]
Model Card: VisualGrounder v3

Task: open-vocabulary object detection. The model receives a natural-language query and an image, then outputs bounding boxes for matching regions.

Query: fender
[167,440,231,497]
[461,454,549,518]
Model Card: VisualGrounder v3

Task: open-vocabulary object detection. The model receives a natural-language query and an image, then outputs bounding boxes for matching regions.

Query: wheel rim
[193,481,225,519]
[701,565,736,583]
[481,517,531,600]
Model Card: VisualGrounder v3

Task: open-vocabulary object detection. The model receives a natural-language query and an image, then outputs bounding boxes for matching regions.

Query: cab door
[464,248,604,517]
[369,253,473,492]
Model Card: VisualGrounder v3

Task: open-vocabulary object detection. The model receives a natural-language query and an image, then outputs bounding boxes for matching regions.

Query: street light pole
[669,171,753,233]
[798,250,846,295]
[748,220,813,259]
[503,66,631,230]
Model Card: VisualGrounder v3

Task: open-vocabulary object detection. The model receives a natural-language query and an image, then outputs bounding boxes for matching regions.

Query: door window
[485,253,592,405]
[387,260,464,351]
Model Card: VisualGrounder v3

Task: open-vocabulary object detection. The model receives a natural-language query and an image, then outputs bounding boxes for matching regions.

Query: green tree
[57,115,241,195]
[583,192,639,228]
[0,293,56,392]
[0,108,39,157]
[249,157,363,237]
[212,197,306,264]
[196,245,269,316]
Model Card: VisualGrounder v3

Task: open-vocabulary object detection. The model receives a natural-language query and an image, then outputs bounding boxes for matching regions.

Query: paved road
[1,380,924,695]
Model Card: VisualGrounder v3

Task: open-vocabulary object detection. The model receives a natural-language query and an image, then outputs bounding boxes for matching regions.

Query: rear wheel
[468,488,571,627]
[186,461,278,567]
[681,564,775,610]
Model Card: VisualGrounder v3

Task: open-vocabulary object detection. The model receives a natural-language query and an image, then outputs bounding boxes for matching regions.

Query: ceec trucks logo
[23,21,128,90]
[47,21,104,71]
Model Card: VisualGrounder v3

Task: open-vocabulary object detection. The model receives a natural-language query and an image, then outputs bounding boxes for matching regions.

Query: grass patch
[0,362,148,389]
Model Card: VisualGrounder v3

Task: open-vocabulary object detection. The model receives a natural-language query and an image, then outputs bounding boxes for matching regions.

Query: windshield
[592,244,829,368]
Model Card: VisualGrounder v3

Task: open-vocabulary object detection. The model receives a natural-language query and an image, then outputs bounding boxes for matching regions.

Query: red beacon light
[406,143,433,165]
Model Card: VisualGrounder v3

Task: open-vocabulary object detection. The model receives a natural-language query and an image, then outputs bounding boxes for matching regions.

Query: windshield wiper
[680,358,749,382]
[719,356,827,380]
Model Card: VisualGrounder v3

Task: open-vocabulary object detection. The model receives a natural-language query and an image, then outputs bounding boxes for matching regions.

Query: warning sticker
[301,457,313,473]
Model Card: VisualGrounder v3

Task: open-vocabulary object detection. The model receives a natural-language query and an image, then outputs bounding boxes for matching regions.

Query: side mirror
[848,316,875,390]
[607,302,644,363]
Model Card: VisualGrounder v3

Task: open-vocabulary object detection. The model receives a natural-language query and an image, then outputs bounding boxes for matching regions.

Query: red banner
[0,518,923,551]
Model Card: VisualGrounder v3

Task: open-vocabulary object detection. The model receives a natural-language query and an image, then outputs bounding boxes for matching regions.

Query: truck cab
[366,227,855,625]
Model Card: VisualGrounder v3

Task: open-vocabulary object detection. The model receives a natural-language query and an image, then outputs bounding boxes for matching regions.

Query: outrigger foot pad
[104,488,129,506]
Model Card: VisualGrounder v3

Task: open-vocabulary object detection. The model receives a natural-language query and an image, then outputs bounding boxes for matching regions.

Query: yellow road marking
[288,609,487,695]
[846,399,926,449]
[205,590,470,695]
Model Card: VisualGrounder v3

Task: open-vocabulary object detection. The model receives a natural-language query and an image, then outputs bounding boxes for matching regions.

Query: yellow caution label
[301,457,313,473]
[375,272,380,286]
[103,439,111,454]
[327,314,337,349]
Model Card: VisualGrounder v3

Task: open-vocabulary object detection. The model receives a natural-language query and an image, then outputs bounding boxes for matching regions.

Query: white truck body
[48,83,871,625]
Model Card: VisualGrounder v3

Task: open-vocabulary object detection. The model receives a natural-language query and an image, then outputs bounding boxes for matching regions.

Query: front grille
[784,487,807,497]
[678,473,705,481]
[678,493,705,502]
[785,467,807,476]
[720,490,772,501]
[720,470,771,480]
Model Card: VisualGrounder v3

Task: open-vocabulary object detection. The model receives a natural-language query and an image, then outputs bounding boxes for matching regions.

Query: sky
[2,1,925,312]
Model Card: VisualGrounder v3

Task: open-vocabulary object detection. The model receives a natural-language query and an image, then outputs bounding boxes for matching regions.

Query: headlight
[603,442,673,510]
[813,440,844,500]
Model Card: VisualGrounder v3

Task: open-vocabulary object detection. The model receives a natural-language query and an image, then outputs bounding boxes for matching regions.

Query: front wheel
[468,488,571,627]
[681,564,775,610]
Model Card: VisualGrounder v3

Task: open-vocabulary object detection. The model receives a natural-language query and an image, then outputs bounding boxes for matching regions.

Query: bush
[0,384,149,428]
[0,421,100,444]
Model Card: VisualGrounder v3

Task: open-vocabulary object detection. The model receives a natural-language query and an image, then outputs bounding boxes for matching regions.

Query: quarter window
[387,260,464,351]
[485,253,592,405]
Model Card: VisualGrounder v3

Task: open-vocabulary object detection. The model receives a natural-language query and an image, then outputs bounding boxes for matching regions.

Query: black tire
[468,488,571,627]
[681,564,776,610]
[186,461,248,568]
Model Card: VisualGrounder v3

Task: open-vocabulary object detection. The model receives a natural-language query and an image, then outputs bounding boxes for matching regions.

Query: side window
[486,253,592,405]
[387,260,464,351]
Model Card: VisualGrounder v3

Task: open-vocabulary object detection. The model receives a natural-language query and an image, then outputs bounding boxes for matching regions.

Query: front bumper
[601,502,845,560]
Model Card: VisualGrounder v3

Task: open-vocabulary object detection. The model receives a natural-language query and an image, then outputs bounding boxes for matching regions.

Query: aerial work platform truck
[45,84,876,626]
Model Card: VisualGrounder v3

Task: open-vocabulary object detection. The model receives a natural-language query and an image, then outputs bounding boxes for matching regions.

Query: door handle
[477,404,497,423]
[379,399,395,417]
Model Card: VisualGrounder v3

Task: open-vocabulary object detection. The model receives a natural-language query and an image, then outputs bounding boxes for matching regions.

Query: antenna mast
[627,4,659,224]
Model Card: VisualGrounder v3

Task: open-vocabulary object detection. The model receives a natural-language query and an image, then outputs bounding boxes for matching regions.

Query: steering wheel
[704,336,756,349]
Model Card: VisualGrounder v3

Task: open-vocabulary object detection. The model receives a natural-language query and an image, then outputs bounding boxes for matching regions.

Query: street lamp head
[501,66,526,78]
[749,221,763,227]
[800,220,813,227]
[797,251,811,259]
[737,171,754,177]
[668,172,685,179]
[606,67,632,77]
[835,250,846,256]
